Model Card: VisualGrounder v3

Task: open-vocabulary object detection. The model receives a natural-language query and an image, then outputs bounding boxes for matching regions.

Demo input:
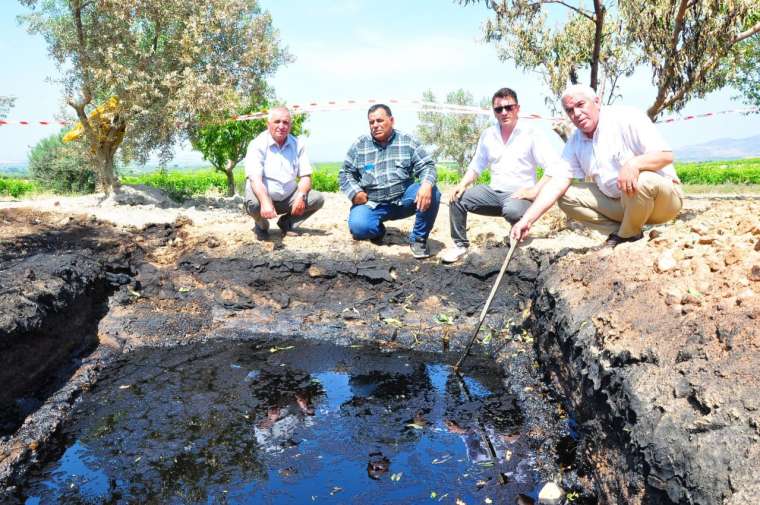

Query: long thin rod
[453,239,518,373]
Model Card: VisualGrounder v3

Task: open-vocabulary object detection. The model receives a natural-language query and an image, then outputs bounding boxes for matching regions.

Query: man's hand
[449,183,467,203]
[290,192,306,217]
[511,186,538,201]
[617,160,639,196]
[415,182,433,211]
[510,218,531,243]
[352,191,369,205]
[260,201,277,219]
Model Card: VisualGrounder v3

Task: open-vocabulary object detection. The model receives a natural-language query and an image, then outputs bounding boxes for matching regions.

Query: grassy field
[3,158,760,200]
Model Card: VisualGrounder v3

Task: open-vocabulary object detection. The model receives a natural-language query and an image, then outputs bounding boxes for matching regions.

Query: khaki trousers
[558,172,683,238]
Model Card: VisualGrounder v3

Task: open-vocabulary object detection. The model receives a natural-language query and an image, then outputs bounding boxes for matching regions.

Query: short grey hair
[267,106,291,122]
[560,84,598,103]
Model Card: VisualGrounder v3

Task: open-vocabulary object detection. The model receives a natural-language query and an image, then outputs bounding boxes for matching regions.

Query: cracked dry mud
[0,190,758,504]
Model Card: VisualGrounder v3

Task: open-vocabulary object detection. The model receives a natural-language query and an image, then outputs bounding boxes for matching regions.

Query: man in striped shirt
[339,104,441,259]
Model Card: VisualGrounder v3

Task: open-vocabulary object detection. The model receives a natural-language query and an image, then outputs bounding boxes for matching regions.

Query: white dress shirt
[560,105,679,198]
[468,123,566,193]
[244,131,312,201]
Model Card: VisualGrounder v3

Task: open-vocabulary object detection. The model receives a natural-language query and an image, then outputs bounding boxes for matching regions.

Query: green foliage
[28,133,97,193]
[676,159,760,184]
[190,100,308,196]
[0,176,37,198]
[122,168,230,201]
[416,89,489,173]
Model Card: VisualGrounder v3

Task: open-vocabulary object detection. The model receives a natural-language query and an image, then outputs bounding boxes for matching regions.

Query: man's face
[368,109,394,143]
[492,96,520,129]
[561,93,601,136]
[267,109,292,145]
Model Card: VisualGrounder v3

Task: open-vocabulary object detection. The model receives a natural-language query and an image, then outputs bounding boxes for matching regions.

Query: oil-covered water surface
[21,339,540,504]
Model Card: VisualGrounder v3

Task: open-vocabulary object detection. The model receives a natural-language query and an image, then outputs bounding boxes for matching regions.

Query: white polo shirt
[468,123,566,193]
[560,105,679,198]
[244,131,313,201]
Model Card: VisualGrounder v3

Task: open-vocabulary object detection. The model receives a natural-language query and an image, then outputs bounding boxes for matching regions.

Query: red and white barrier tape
[2,102,758,126]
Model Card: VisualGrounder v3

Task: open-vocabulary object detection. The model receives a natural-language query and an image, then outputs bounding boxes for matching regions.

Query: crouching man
[511,85,682,247]
[244,107,324,239]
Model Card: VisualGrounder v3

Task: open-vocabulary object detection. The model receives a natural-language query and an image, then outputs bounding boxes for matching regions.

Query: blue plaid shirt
[339,130,437,204]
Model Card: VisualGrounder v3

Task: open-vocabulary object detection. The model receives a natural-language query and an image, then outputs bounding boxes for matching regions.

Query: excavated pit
[1,211,594,504]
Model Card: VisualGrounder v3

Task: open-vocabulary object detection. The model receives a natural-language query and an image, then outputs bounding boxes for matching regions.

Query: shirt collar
[371,129,397,148]
[267,132,295,149]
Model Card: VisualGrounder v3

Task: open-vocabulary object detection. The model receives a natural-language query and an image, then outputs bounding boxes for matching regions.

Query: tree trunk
[225,159,237,197]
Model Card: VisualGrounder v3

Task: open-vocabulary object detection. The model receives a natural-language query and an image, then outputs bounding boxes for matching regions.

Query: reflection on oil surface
[22,339,538,504]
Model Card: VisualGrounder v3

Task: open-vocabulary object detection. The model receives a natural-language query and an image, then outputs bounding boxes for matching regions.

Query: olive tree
[189,101,307,197]
[459,0,760,120]
[19,0,289,194]
[416,89,489,174]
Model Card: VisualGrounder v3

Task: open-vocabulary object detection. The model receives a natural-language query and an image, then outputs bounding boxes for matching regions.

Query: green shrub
[122,168,229,201]
[28,133,97,193]
[0,176,38,198]
[676,159,760,185]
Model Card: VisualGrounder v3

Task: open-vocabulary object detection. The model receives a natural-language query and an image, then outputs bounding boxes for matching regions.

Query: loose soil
[0,189,758,504]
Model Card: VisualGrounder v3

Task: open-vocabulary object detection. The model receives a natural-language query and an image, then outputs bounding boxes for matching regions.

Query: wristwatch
[297,191,308,202]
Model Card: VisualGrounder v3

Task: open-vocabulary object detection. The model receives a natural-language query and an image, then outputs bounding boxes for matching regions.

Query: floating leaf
[432,454,452,464]
[383,318,404,327]
[390,472,403,481]
[455,498,467,505]
[178,287,191,293]
[330,486,343,496]
[119,384,131,390]
[435,313,454,325]
[485,498,493,504]
[430,491,437,499]
[269,345,295,353]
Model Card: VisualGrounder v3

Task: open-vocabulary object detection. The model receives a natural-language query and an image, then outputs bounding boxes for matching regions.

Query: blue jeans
[348,183,441,243]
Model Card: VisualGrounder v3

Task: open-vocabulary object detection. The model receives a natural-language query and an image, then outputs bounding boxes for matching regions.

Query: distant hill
[0,162,29,176]
[674,135,760,162]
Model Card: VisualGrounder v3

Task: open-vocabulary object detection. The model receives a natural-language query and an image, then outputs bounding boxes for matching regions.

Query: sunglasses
[493,104,518,113]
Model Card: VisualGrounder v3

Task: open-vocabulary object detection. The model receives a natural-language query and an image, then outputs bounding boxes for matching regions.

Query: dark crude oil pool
[21,339,543,504]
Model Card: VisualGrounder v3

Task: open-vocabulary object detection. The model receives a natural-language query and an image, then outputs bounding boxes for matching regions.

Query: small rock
[207,237,220,248]
[682,293,702,306]
[749,265,760,282]
[724,246,743,266]
[537,482,564,504]
[656,250,677,273]
[649,229,662,239]
[674,377,692,398]
[697,236,716,245]
[663,288,682,306]
[754,238,760,251]
[690,224,708,236]
[737,288,755,306]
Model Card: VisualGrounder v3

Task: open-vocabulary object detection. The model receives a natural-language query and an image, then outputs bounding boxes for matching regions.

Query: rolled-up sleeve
[532,131,573,179]
[244,138,265,181]
[412,143,437,186]
[339,144,364,200]
[559,136,587,179]
[466,132,489,176]
[296,137,313,177]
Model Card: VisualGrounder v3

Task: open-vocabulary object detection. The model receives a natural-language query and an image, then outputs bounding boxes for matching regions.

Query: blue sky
[1,0,758,164]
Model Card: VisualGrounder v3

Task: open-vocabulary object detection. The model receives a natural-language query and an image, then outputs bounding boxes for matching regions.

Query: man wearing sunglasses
[439,87,564,264]
[510,84,682,248]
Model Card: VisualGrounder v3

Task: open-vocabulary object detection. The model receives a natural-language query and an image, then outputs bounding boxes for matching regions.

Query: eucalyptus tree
[459,0,760,120]
[19,0,289,194]
[0,96,15,118]
[417,89,489,174]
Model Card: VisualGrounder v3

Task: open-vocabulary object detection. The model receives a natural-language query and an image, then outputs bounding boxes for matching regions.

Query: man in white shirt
[244,107,324,239]
[439,87,564,263]
[510,84,683,247]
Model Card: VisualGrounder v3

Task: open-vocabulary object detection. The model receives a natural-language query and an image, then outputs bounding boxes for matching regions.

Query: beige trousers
[558,172,683,238]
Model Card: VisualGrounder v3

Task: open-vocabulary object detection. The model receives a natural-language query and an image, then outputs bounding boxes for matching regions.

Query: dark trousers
[449,185,531,247]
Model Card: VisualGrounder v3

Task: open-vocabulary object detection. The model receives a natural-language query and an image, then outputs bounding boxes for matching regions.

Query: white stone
[538,482,564,504]
[656,250,677,273]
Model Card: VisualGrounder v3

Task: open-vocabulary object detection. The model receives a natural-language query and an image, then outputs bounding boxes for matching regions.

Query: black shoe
[603,232,644,248]
[277,216,300,237]
[410,240,431,259]
[253,224,269,240]
[369,233,386,246]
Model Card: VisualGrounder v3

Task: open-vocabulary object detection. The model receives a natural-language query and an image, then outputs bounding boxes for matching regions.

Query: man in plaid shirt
[339,104,441,258]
